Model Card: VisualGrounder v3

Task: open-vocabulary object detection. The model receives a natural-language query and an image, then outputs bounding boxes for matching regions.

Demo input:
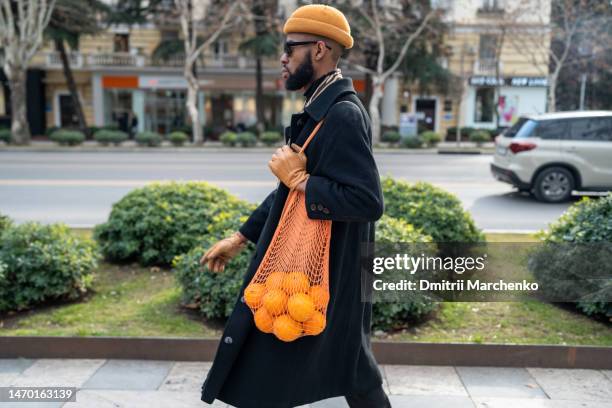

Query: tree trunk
[547,73,557,113]
[55,39,89,137]
[7,67,30,145]
[255,56,264,131]
[369,77,383,144]
[185,62,203,144]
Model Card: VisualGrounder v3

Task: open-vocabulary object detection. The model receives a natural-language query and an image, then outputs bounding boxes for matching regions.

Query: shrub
[372,216,438,331]
[220,131,237,147]
[168,131,189,146]
[382,131,401,146]
[94,182,255,266]
[529,195,612,318]
[0,129,11,144]
[420,131,442,147]
[94,130,128,146]
[236,131,257,147]
[469,130,491,146]
[50,129,85,146]
[135,131,163,147]
[445,126,474,141]
[400,136,423,149]
[173,208,255,320]
[381,177,484,244]
[260,131,282,147]
[0,222,98,313]
[0,214,12,236]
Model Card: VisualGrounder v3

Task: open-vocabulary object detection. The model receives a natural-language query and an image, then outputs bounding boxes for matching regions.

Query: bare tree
[336,0,439,143]
[0,0,56,144]
[176,0,244,144]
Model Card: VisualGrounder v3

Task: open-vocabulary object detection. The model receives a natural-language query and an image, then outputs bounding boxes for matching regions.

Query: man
[200,4,390,407]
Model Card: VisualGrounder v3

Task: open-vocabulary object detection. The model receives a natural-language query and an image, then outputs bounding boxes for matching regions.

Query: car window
[532,119,567,140]
[568,117,612,141]
[504,118,537,139]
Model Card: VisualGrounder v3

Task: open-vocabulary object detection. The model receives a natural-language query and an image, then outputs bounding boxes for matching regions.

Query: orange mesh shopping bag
[244,121,331,342]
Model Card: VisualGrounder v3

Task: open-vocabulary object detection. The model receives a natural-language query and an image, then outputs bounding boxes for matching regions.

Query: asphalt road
[0,150,573,231]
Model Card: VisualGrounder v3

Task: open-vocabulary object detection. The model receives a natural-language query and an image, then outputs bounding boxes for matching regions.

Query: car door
[560,117,612,189]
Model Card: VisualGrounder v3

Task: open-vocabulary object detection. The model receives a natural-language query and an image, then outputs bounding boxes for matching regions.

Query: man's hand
[268,144,309,190]
[199,232,247,273]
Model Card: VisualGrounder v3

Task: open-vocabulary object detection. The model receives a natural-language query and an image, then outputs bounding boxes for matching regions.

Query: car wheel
[533,167,575,203]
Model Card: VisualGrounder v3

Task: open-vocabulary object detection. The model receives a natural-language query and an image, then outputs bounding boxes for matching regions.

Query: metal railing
[473,59,503,74]
[45,52,84,68]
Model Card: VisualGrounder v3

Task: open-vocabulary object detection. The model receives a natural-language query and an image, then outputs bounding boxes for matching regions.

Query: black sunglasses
[284,40,332,56]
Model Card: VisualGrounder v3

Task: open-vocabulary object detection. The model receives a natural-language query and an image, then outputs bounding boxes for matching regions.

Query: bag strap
[298,120,324,153]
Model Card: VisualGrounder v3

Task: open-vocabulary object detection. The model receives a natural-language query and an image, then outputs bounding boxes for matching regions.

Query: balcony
[473,59,503,75]
[87,53,146,67]
[45,51,84,68]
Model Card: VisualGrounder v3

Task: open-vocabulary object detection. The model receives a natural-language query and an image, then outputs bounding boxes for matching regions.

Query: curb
[0,336,609,368]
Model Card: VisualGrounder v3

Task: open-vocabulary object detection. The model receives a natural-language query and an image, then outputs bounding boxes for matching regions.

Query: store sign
[469,76,548,87]
[399,113,418,138]
[138,76,215,89]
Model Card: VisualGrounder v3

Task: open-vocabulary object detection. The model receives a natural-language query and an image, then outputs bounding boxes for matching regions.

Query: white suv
[491,111,612,203]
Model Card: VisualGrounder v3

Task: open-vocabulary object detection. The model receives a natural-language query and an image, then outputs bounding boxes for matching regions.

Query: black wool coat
[201,77,385,408]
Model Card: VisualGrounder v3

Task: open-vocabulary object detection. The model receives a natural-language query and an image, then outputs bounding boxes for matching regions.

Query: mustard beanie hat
[283,4,353,49]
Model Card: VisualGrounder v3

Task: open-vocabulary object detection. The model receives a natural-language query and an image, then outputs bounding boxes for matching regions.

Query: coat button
[317,204,324,211]
[224,336,233,345]
[310,203,317,211]
[323,208,330,214]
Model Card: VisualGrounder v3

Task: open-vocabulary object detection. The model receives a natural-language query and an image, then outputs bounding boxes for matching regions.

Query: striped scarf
[304,68,343,109]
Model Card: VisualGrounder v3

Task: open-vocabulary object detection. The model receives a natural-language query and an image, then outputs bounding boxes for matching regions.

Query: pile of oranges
[244,271,329,342]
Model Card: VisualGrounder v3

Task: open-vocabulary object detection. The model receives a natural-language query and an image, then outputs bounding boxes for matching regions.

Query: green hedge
[50,129,85,146]
[381,177,484,244]
[400,136,422,149]
[173,208,255,320]
[94,130,128,146]
[469,130,491,145]
[94,182,255,266]
[260,131,282,147]
[0,221,98,313]
[236,132,257,147]
[220,131,237,147]
[168,131,188,146]
[135,131,163,147]
[382,131,401,145]
[420,131,442,147]
[529,195,612,318]
[0,129,11,144]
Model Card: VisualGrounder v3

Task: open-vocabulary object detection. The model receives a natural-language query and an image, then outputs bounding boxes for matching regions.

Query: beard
[285,51,314,91]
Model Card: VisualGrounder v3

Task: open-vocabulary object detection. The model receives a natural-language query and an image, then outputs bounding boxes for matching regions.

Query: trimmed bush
[260,131,282,147]
[445,126,475,141]
[0,214,12,236]
[0,129,11,144]
[220,131,237,147]
[420,131,442,147]
[236,131,257,147]
[50,129,85,146]
[0,222,98,313]
[400,136,423,149]
[372,215,438,330]
[173,208,255,320]
[135,131,163,147]
[469,130,491,146]
[529,195,612,318]
[94,130,128,146]
[381,177,484,243]
[382,131,401,146]
[168,131,189,146]
[94,182,255,266]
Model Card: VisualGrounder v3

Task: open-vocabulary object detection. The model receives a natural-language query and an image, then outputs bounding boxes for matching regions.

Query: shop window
[474,87,495,123]
[114,34,130,53]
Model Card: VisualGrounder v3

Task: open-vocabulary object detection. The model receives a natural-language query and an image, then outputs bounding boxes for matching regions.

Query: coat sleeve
[239,189,276,243]
[305,101,384,222]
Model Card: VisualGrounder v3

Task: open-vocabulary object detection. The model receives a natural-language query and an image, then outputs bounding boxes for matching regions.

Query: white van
[491,111,612,203]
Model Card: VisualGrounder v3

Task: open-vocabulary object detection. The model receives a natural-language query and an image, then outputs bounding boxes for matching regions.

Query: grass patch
[0,231,609,345]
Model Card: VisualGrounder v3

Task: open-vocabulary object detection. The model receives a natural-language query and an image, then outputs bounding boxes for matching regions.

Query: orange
[283,271,310,294]
[273,314,303,342]
[262,289,288,316]
[309,285,329,310]
[254,307,273,333]
[303,311,326,336]
[287,293,315,322]
[244,283,266,309]
[265,272,286,290]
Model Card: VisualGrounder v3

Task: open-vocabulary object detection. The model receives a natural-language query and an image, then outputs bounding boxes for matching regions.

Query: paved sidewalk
[1,359,611,407]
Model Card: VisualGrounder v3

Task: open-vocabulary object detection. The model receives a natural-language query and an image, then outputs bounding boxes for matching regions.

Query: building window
[113,34,130,53]
[444,99,453,112]
[474,87,495,123]
[479,34,499,60]
[481,0,503,11]
[211,40,228,60]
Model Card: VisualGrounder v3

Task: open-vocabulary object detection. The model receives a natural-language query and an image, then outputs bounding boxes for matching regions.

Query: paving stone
[473,397,612,408]
[62,390,225,407]
[389,395,476,408]
[310,396,347,407]
[379,365,391,395]
[384,365,468,396]
[601,370,612,382]
[82,360,173,391]
[159,362,211,392]
[0,402,63,408]
[0,359,35,386]
[527,368,612,402]
[10,359,105,388]
[456,366,547,399]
